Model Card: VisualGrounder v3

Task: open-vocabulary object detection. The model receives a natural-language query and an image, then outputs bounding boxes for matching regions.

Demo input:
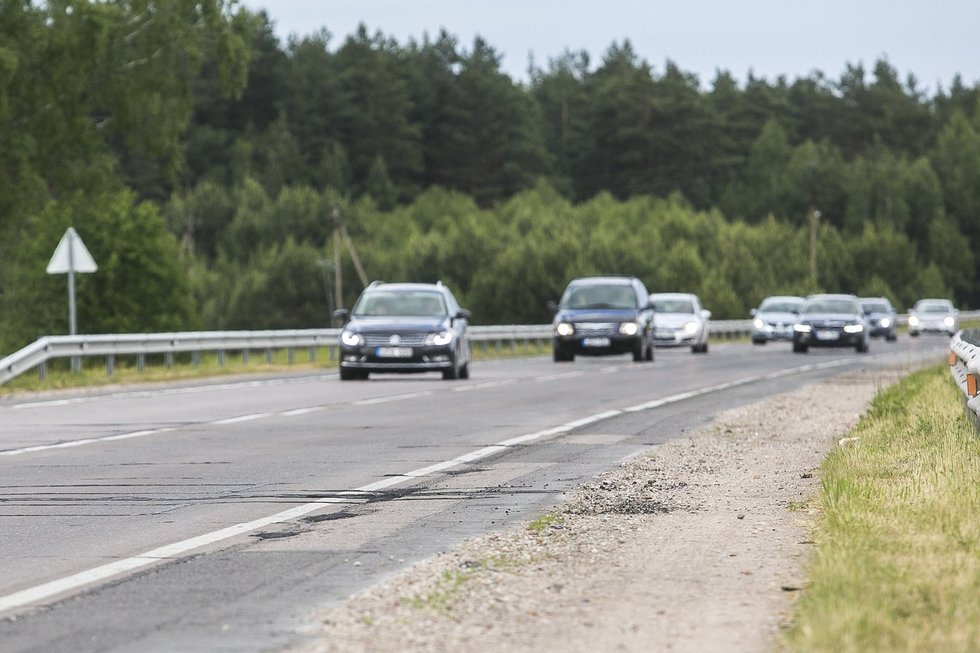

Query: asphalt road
[0,337,948,653]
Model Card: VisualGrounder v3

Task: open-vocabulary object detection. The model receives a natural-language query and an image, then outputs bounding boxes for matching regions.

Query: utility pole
[809,206,821,286]
[330,206,370,311]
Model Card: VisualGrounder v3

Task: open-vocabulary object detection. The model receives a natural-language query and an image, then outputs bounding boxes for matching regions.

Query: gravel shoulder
[294,367,910,653]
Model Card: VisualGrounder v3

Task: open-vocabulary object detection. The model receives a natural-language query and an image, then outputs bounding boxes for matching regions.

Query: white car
[650,292,711,353]
[907,298,959,336]
[751,295,804,344]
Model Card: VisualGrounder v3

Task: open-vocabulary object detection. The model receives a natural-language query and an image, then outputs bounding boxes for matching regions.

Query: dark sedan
[859,297,898,341]
[334,281,471,380]
[549,276,655,363]
[792,294,870,354]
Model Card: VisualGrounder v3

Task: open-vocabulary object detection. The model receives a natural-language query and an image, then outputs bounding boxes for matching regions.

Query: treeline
[2,3,980,354]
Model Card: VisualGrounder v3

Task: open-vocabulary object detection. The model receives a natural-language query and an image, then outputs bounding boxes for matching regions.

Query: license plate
[376,347,413,358]
[815,330,839,341]
[582,337,611,347]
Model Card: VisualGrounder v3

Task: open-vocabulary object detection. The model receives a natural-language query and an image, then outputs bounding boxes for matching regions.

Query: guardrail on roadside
[0,320,759,386]
[949,328,980,431]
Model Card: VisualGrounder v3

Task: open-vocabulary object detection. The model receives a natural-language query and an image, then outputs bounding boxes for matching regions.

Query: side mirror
[456,308,472,320]
[645,301,656,311]
[750,308,757,317]
[333,308,350,322]
[701,310,712,320]
[546,300,558,313]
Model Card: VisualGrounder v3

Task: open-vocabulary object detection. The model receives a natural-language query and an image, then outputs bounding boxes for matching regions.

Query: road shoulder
[295,366,909,653]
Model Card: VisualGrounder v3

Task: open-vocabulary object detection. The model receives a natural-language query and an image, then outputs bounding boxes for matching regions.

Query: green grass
[784,365,980,652]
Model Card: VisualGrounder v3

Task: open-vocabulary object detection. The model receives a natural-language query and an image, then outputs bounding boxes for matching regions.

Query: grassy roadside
[784,365,980,652]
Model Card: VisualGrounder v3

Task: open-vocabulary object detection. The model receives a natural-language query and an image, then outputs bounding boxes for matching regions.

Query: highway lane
[0,337,948,652]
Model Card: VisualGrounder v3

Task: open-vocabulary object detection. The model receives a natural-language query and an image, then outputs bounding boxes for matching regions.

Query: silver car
[751,295,805,344]
[907,298,959,336]
[650,292,711,353]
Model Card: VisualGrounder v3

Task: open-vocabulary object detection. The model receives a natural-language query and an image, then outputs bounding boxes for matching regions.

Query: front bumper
[752,325,795,342]
[339,344,455,372]
[653,328,699,347]
[794,329,864,347]
[553,334,642,357]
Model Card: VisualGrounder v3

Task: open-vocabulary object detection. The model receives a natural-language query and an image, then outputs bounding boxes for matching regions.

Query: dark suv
[549,276,655,363]
[334,282,471,381]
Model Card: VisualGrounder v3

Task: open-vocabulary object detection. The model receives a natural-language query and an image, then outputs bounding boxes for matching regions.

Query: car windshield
[650,298,695,314]
[561,284,637,310]
[918,302,952,313]
[759,299,801,313]
[353,290,448,317]
[802,299,859,314]
[861,301,891,313]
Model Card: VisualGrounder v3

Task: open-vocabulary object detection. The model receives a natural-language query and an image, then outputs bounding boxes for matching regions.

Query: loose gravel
[294,367,911,653]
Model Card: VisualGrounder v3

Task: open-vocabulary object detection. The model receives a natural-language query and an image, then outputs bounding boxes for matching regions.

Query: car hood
[555,308,638,323]
[798,312,863,325]
[653,312,699,328]
[756,311,798,323]
[345,316,451,333]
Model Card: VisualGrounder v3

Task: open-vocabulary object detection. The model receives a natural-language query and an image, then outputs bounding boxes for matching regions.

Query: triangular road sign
[46,227,97,274]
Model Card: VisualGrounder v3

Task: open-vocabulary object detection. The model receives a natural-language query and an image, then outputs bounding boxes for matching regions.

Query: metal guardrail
[0,320,760,386]
[949,328,980,431]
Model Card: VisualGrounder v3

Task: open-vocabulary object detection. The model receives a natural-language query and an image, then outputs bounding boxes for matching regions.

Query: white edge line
[0,355,868,614]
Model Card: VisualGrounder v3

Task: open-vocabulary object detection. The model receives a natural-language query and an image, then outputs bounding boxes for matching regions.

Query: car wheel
[886,333,897,342]
[339,367,358,381]
[702,341,709,354]
[459,362,470,379]
[645,343,654,361]
[856,338,869,353]
[792,341,808,354]
[752,338,766,345]
[442,365,459,380]
[633,344,644,362]
[909,331,919,337]
[553,348,573,363]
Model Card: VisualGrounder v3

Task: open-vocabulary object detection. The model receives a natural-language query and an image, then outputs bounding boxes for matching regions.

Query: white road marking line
[353,391,433,406]
[212,413,272,425]
[452,380,518,392]
[281,407,324,417]
[535,371,585,382]
[0,428,175,457]
[0,354,893,615]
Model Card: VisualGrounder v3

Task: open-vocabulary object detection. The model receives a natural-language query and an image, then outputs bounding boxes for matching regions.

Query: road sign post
[46,228,97,371]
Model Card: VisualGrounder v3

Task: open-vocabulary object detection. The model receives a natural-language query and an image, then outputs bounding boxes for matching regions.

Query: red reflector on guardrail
[950,352,958,366]
[968,374,979,397]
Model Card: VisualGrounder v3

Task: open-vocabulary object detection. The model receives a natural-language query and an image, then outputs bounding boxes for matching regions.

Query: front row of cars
[332,278,961,380]
[752,294,959,354]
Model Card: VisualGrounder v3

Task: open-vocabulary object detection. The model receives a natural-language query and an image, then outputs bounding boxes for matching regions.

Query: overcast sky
[237,0,980,91]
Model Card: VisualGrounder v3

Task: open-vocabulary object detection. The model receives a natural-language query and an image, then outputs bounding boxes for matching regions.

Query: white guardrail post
[949,328,980,432]
[0,318,758,386]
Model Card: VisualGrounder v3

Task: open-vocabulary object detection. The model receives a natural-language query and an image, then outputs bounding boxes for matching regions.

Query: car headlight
[944,316,955,327]
[341,331,363,346]
[425,331,453,346]
[556,322,575,337]
[908,315,919,326]
[682,321,699,335]
[843,324,864,334]
[619,322,639,336]
[879,317,891,328]
[794,324,812,333]
[753,318,764,329]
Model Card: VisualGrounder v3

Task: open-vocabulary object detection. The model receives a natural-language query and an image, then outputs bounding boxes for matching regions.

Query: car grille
[574,322,618,336]
[766,321,793,328]
[362,333,428,347]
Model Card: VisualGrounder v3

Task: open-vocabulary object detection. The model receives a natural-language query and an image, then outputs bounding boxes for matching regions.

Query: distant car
[649,292,711,353]
[750,295,804,344]
[549,276,655,362]
[859,297,898,341]
[907,298,959,337]
[334,281,471,380]
[792,293,870,354]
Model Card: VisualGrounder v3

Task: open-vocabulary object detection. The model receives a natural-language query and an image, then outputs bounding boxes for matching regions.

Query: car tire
[792,341,808,354]
[645,343,654,361]
[886,333,897,342]
[909,331,919,337]
[856,339,869,353]
[339,367,358,381]
[702,341,709,354]
[633,345,644,362]
[442,365,459,380]
[553,348,573,363]
[459,362,470,379]
[752,338,766,345]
